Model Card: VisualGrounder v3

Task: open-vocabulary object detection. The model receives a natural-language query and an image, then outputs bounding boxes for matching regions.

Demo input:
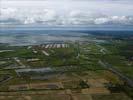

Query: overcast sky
[0,0,133,26]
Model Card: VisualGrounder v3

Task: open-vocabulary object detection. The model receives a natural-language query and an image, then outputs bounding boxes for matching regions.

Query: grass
[0,41,132,99]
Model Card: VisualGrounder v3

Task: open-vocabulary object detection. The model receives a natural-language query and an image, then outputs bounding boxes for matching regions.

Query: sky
[0,0,133,26]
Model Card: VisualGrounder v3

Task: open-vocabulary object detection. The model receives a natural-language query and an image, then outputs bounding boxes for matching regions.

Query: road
[99,60,133,88]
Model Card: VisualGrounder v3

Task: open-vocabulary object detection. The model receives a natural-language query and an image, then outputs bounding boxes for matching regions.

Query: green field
[0,38,133,100]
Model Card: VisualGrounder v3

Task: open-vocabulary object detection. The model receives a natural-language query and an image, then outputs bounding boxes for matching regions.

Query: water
[0,29,86,46]
[0,26,133,46]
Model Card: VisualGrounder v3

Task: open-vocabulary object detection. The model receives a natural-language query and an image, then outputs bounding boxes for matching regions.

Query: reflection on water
[0,29,86,46]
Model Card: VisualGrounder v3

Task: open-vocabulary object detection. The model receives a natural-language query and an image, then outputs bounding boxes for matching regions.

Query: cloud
[0,7,133,26]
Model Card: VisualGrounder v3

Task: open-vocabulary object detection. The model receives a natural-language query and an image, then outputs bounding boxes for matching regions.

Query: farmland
[0,31,133,100]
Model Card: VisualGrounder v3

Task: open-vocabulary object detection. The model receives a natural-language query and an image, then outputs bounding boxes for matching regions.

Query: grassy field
[0,40,133,99]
